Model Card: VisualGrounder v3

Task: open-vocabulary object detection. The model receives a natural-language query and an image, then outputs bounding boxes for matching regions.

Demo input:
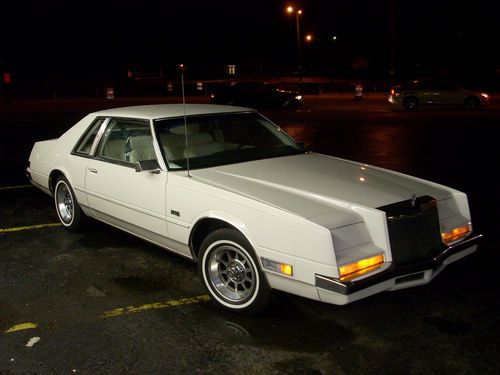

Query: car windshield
[153,112,304,170]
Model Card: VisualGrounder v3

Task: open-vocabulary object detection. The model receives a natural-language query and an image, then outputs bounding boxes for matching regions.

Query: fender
[189,209,256,259]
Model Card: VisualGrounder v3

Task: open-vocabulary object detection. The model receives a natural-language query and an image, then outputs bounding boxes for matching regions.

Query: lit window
[227,64,236,76]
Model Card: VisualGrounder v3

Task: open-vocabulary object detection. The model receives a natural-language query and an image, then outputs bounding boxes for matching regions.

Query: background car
[388,79,489,111]
[210,81,304,108]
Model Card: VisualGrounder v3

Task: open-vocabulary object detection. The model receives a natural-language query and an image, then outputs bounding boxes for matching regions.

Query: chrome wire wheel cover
[207,243,256,303]
[56,182,74,224]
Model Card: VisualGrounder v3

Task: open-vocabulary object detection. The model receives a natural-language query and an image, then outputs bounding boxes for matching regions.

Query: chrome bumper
[316,233,483,295]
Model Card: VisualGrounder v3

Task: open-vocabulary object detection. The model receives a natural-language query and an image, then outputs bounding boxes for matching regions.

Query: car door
[418,81,442,104]
[439,82,464,104]
[85,117,168,237]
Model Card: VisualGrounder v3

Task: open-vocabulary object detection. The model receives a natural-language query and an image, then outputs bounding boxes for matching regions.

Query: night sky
[1,0,499,90]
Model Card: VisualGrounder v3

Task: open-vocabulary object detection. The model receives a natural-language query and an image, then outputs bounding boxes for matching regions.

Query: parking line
[5,323,38,333]
[4,296,209,334]
[0,223,62,233]
[0,184,33,191]
[101,294,210,318]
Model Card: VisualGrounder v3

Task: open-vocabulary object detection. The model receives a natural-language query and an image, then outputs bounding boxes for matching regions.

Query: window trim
[89,118,111,156]
[92,155,137,169]
[71,117,109,157]
[153,110,303,171]
[93,117,160,169]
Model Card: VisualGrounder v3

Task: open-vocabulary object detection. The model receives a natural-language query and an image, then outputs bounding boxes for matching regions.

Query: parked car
[388,79,489,111]
[210,81,304,108]
[27,104,481,314]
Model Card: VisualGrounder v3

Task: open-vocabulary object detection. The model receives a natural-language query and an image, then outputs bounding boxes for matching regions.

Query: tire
[464,96,479,110]
[403,96,419,111]
[198,228,272,314]
[54,175,85,232]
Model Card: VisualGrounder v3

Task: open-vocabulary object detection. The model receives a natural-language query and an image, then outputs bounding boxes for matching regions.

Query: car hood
[191,153,450,223]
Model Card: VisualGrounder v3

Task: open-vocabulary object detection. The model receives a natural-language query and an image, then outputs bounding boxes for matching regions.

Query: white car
[27,104,481,313]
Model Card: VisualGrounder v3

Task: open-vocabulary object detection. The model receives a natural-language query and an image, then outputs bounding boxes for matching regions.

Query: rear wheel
[198,228,272,314]
[403,96,419,111]
[54,175,85,232]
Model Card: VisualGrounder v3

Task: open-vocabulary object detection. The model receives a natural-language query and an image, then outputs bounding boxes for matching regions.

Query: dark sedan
[210,81,304,108]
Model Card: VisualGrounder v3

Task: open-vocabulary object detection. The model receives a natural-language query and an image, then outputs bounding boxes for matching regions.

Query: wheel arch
[403,94,419,102]
[189,216,244,261]
[49,169,66,194]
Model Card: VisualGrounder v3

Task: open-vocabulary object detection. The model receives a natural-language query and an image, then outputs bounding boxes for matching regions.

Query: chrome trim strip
[166,216,190,228]
[90,118,110,156]
[91,209,193,260]
[434,234,483,262]
[149,119,168,171]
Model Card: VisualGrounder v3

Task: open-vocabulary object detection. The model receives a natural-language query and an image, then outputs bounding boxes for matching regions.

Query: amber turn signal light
[441,223,471,245]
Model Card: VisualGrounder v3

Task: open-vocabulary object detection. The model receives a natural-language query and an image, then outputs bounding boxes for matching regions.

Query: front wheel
[54,175,85,232]
[464,96,479,110]
[198,228,272,314]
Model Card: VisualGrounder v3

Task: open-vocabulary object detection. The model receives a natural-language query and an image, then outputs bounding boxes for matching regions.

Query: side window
[441,82,458,91]
[416,81,433,90]
[73,118,106,155]
[96,118,155,164]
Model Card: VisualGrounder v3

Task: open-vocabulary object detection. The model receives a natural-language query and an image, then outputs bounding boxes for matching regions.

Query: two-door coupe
[27,104,481,313]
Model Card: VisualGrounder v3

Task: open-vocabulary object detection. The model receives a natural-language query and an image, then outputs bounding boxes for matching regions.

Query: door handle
[89,168,98,174]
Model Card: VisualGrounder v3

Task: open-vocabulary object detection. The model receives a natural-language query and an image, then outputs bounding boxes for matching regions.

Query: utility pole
[389,0,396,83]
[286,6,303,81]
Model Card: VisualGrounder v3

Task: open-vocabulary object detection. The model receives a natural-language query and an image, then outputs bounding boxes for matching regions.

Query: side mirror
[135,159,161,174]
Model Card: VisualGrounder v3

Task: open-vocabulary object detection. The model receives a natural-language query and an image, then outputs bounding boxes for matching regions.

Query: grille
[378,195,444,265]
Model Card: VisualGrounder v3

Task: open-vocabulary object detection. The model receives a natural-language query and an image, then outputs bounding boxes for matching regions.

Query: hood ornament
[410,193,417,207]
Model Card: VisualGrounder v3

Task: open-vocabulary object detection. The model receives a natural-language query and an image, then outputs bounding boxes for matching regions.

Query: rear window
[73,118,106,155]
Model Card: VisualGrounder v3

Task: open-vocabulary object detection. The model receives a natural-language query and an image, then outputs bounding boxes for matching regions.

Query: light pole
[286,6,303,80]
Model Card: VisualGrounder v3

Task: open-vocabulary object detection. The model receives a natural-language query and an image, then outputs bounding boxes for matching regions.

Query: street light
[286,6,303,79]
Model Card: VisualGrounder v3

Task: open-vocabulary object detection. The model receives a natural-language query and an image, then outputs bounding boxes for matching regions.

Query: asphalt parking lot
[1,94,499,374]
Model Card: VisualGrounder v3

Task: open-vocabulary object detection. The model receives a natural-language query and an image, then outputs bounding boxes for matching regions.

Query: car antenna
[180,64,191,178]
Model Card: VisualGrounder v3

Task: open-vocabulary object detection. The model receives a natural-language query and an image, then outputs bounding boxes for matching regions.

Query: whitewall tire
[198,228,272,314]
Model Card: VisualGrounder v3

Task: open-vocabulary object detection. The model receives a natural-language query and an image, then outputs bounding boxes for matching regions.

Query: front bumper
[315,233,482,305]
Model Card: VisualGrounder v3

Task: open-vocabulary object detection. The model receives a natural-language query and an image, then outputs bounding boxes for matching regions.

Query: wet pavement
[1,94,499,374]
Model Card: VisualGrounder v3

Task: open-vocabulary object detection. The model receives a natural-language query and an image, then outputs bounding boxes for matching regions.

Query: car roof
[91,104,254,120]
[409,78,456,84]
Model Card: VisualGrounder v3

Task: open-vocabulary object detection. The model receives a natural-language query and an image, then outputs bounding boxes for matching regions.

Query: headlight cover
[339,254,385,281]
